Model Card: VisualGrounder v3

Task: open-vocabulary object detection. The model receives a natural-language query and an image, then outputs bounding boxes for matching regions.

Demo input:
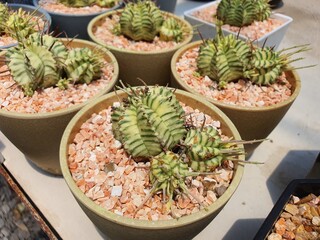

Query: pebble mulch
[0,174,49,240]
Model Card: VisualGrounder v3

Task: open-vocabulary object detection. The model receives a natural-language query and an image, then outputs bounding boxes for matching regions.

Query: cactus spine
[216,0,271,27]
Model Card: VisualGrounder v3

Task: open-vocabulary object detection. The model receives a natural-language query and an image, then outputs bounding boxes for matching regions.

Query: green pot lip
[0,38,119,120]
[171,40,302,112]
[87,9,194,55]
[33,0,123,17]
[60,88,244,230]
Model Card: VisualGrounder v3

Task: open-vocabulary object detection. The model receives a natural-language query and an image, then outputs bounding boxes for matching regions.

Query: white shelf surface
[1,0,320,239]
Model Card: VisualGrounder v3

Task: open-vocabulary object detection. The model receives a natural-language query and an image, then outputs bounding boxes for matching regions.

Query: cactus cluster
[113,0,184,42]
[196,29,309,87]
[4,33,104,96]
[111,84,251,214]
[58,0,117,8]
[0,3,42,39]
[216,0,271,27]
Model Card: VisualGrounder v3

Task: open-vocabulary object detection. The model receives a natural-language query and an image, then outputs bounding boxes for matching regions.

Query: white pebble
[111,185,123,197]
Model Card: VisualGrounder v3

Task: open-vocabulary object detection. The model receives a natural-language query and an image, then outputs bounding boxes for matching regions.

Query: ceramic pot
[0,39,119,175]
[0,4,51,50]
[170,41,301,156]
[32,0,123,40]
[60,89,244,240]
[87,10,193,86]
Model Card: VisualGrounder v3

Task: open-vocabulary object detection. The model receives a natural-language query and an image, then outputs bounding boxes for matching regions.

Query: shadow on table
[266,149,319,204]
[222,218,265,240]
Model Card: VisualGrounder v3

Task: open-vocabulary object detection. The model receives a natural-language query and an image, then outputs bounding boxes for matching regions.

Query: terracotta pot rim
[32,0,123,17]
[87,10,194,55]
[0,4,52,50]
[170,40,301,112]
[60,88,244,230]
[0,38,119,119]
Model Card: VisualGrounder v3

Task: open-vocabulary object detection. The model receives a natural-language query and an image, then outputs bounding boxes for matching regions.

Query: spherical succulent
[197,34,251,88]
[58,0,95,7]
[216,0,271,27]
[159,17,184,42]
[5,33,104,96]
[111,84,186,160]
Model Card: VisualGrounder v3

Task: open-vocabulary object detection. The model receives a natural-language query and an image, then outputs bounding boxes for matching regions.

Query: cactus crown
[216,0,271,27]
[58,0,117,8]
[4,33,104,96]
[196,27,310,87]
[113,0,184,42]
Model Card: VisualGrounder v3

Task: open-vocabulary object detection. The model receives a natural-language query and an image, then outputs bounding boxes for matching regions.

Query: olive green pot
[87,10,193,86]
[60,89,244,240]
[0,39,119,175]
[170,41,301,156]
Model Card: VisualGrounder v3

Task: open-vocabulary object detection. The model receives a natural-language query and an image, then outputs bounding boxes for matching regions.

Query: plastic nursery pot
[183,1,292,49]
[254,178,320,239]
[32,0,123,40]
[170,41,301,156]
[0,4,51,50]
[60,89,245,240]
[0,39,119,175]
[87,10,193,86]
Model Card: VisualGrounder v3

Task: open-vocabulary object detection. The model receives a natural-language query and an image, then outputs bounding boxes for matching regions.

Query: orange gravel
[67,103,235,220]
[192,4,284,41]
[175,46,292,107]
[38,0,118,14]
[0,60,115,113]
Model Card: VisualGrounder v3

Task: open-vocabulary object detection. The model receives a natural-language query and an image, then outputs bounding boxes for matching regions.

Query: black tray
[254,178,320,240]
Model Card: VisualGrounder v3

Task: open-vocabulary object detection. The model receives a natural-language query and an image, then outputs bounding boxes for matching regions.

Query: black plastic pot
[254,178,320,239]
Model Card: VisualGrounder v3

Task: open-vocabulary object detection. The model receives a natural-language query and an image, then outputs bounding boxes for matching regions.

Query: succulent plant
[111,84,186,160]
[58,0,117,8]
[0,3,9,33]
[4,33,104,96]
[197,26,310,87]
[113,0,184,42]
[216,0,271,27]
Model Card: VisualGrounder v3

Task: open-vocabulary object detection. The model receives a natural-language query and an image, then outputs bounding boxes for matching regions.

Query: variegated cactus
[4,8,37,39]
[59,0,116,7]
[216,0,271,27]
[197,26,310,87]
[5,33,104,96]
[114,0,184,42]
[0,3,9,33]
[111,84,186,160]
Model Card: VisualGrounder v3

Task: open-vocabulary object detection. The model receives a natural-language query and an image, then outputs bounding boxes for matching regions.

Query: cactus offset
[58,0,95,7]
[0,3,9,33]
[111,84,186,160]
[216,0,271,27]
[159,18,184,42]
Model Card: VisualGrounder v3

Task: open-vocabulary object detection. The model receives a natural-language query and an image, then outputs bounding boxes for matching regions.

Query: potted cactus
[0,33,119,175]
[0,3,51,49]
[88,0,193,86]
[33,0,123,40]
[59,82,263,240]
[170,27,310,155]
[184,0,292,48]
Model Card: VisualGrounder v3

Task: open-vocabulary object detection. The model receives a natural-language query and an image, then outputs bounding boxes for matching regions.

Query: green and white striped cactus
[111,84,186,160]
[5,33,104,96]
[197,26,310,87]
[216,0,271,27]
[114,0,184,42]
[0,3,9,33]
[58,0,117,7]
[4,8,37,39]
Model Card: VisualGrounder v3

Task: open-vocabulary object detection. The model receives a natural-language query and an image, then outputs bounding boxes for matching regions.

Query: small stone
[0,218,4,228]
[312,216,320,226]
[111,185,123,197]
[285,203,299,216]
[267,233,282,240]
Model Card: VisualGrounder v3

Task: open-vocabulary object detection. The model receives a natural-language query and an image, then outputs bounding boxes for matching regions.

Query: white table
[1,0,320,239]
